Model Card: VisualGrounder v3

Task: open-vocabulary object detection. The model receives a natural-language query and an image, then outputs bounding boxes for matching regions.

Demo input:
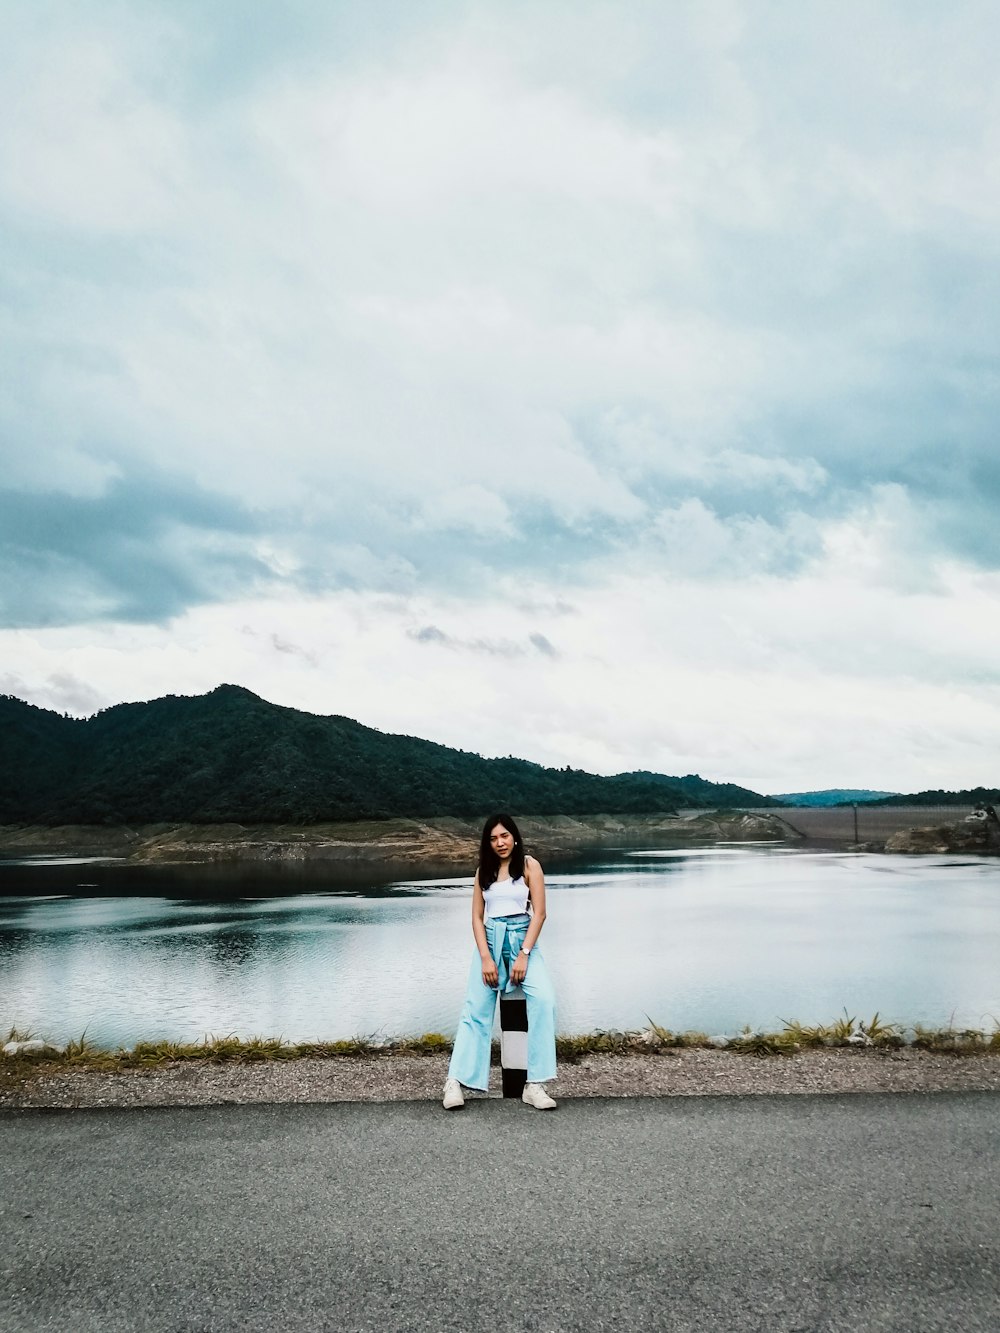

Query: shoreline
[4,1046,1000,1110]
[5,1023,1000,1109]
[2,808,996,868]
[0,811,798,869]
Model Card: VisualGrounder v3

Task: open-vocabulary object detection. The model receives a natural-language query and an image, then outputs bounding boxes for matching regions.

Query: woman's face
[490,824,515,859]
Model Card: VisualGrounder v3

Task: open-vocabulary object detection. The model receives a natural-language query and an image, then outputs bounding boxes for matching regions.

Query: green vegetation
[4,1016,999,1094]
[872,787,1000,807]
[0,1027,459,1086]
[725,1027,798,1057]
[911,1024,1000,1054]
[779,1011,902,1048]
[0,685,772,825]
[771,789,899,807]
[556,1025,712,1061]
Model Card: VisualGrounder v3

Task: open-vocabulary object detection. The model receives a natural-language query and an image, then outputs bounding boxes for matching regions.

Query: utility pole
[853,802,859,844]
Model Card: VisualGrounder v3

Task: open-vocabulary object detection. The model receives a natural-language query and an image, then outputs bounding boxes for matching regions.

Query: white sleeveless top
[483,873,530,920]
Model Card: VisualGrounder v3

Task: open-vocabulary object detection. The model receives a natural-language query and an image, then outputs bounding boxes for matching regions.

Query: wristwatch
[520,945,531,957]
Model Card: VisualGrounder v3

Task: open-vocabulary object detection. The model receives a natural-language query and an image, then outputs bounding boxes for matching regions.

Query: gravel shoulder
[4,1046,1000,1110]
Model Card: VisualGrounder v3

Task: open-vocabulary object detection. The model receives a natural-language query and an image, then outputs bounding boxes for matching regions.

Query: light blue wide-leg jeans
[448,913,557,1091]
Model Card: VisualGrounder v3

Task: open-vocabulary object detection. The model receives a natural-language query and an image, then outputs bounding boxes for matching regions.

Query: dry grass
[0,1027,457,1093]
[4,1014,1000,1095]
[911,1023,1000,1055]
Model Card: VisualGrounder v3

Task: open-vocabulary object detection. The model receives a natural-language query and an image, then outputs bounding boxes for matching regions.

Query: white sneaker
[522,1082,557,1110]
[442,1077,465,1110]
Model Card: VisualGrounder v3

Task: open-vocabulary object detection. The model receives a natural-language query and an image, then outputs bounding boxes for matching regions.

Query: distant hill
[0,686,772,825]
[771,789,899,807]
[869,787,1000,808]
[625,771,779,808]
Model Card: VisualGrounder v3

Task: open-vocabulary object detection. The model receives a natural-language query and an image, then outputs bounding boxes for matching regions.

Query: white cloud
[4,525,1000,792]
[642,498,816,578]
[4,2,1000,790]
[417,485,512,535]
[0,25,190,232]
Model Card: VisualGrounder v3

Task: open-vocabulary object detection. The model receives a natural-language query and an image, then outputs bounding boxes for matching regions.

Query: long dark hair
[478,812,526,888]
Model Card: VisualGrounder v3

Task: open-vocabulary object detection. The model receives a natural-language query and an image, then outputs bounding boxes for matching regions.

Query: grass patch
[780,1011,905,1051]
[4,1025,37,1044]
[911,1023,1000,1055]
[644,1018,713,1049]
[3,1013,1000,1089]
[0,1029,458,1087]
[726,1027,798,1058]
[556,1031,643,1063]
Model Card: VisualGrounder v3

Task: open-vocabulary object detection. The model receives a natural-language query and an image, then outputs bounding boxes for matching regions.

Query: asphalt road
[1,1093,998,1332]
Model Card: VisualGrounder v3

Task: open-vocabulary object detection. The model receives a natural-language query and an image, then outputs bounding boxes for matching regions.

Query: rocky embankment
[884,806,1000,854]
[0,811,797,867]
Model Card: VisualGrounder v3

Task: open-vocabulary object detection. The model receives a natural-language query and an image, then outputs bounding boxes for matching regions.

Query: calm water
[1,847,999,1047]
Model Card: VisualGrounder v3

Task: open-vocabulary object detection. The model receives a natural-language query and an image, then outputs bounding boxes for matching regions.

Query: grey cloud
[529,633,557,657]
[409,625,452,645]
[462,637,528,657]
[44,671,108,714]
[4,0,1000,632]
[0,669,108,715]
[268,633,318,664]
[0,466,269,628]
[408,624,553,658]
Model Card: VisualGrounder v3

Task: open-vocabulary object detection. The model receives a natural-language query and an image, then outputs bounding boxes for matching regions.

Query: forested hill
[0,685,772,825]
[870,787,1000,807]
[770,789,899,807]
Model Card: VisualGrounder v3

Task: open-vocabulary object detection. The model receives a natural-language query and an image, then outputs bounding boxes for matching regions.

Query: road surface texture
[2,1093,998,1332]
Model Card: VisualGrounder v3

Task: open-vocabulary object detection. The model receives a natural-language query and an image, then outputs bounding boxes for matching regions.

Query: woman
[443,813,557,1110]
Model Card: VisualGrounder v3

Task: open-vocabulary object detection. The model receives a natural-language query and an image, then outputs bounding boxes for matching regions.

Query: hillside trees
[0,685,771,824]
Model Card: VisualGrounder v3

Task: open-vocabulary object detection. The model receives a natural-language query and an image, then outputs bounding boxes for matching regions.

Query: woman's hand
[510,952,528,985]
[481,953,499,988]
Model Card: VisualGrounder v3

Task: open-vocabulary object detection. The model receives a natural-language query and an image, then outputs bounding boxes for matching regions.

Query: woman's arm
[510,855,546,984]
[472,872,498,987]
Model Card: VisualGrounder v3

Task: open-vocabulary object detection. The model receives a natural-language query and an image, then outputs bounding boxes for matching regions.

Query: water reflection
[1,849,998,1047]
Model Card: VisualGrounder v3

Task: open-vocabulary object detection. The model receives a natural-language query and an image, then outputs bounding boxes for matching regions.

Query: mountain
[620,771,776,808]
[869,787,1000,807]
[770,789,899,807]
[0,686,772,825]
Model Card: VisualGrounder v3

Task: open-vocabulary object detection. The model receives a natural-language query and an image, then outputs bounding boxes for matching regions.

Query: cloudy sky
[3,0,1000,794]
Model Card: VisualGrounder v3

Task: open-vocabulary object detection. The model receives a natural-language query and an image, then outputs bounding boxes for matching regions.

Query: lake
[1,846,999,1048]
